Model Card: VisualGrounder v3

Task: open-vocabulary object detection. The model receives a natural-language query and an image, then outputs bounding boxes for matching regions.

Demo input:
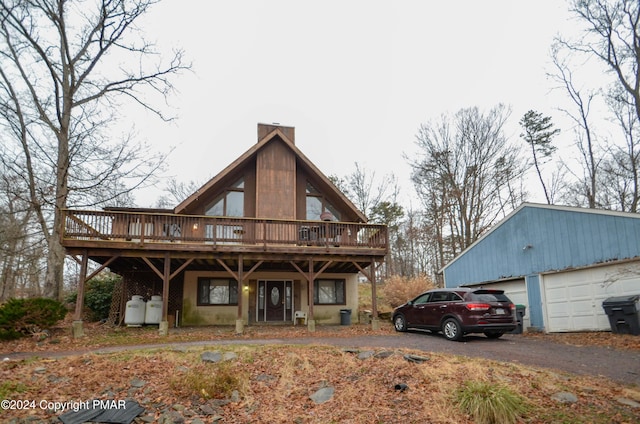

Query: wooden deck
[61,209,388,258]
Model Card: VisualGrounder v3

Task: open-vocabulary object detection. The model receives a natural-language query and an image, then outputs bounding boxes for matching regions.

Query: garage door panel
[616,278,640,294]
[573,315,600,330]
[569,284,593,299]
[571,300,597,314]
[546,286,566,299]
[549,317,571,331]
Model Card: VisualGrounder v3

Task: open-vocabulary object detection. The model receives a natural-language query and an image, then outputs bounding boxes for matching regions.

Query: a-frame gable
[175,124,367,222]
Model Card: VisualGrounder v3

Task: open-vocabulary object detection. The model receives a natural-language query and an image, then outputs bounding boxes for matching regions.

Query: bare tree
[394,206,445,282]
[155,177,203,208]
[519,110,560,204]
[603,86,640,211]
[410,105,527,266]
[0,0,188,299]
[331,163,403,279]
[336,162,400,218]
[549,47,602,208]
[0,164,46,299]
[565,0,640,123]
[552,0,640,210]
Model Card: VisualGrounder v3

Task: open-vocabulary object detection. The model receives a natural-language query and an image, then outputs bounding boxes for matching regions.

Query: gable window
[314,279,345,305]
[198,278,238,305]
[205,178,244,217]
[306,182,341,221]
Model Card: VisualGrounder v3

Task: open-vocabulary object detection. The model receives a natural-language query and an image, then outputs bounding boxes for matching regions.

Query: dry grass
[1,343,639,423]
[1,313,640,422]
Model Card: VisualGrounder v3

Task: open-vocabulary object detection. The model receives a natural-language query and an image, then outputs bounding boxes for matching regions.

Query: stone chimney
[257,123,295,144]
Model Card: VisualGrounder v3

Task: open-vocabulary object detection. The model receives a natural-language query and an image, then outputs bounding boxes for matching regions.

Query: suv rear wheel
[442,318,462,341]
[393,314,407,332]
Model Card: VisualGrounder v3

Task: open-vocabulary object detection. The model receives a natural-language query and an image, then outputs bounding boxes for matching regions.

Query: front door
[258,280,293,322]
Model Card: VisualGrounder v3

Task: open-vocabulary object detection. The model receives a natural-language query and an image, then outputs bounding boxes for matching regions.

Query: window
[314,279,345,304]
[429,292,450,302]
[198,278,238,305]
[412,293,431,305]
[306,182,341,221]
[205,178,244,217]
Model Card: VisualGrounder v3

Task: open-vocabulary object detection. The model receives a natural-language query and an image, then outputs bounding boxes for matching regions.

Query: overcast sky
[128,0,584,208]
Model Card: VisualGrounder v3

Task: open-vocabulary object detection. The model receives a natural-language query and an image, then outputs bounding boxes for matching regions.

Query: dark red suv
[392,288,517,341]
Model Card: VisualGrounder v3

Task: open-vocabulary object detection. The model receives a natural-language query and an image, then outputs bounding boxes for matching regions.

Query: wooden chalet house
[62,124,388,336]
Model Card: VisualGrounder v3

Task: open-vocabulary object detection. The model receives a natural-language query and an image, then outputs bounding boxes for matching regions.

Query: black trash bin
[340,309,352,326]
[602,295,640,335]
[511,304,527,334]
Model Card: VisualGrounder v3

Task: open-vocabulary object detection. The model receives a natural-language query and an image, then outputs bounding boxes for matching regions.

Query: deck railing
[62,209,388,251]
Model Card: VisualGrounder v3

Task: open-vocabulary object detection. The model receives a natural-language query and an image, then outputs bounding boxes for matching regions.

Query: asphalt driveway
[296,331,640,385]
[3,331,639,385]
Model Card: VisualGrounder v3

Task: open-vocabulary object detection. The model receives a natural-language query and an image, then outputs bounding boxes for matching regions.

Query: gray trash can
[340,309,352,326]
[602,295,640,335]
[511,305,526,334]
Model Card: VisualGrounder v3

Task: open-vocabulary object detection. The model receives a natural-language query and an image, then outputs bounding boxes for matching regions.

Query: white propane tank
[145,295,163,324]
[124,295,146,326]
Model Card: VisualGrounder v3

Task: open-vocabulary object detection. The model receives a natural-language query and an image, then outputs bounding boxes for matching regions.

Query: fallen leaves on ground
[1,317,640,422]
[522,330,640,351]
[2,341,639,423]
[2,312,639,356]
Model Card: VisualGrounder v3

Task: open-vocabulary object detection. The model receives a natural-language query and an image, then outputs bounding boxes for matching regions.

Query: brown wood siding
[258,124,295,144]
[244,165,256,218]
[256,138,296,219]
[296,166,307,220]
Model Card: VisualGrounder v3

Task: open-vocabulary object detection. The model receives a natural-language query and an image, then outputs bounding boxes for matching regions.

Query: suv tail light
[465,303,490,311]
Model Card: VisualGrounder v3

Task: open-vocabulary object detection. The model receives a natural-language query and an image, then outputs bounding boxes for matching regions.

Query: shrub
[84,275,119,321]
[0,298,68,340]
[66,273,120,321]
[380,274,436,308]
[455,380,528,424]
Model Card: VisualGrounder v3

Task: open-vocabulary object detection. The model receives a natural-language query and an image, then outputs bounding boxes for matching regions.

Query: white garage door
[543,262,640,332]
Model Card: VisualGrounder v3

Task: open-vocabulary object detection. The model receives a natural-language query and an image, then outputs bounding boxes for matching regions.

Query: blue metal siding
[526,275,544,329]
[444,205,640,287]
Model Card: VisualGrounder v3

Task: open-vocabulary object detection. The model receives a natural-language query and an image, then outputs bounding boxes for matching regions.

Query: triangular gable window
[306,181,341,221]
[205,177,244,217]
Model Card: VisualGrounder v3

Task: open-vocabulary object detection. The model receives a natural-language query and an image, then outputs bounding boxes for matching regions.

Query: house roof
[442,202,640,286]
[174,124,367,222]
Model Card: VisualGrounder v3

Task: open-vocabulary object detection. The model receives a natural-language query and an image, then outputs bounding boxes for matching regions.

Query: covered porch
[62,209,388,337]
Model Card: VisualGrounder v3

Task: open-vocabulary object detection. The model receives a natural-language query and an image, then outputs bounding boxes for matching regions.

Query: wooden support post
[72,251,88,338]
[236,255,244,334]
[370,257,380,330]
[307,259,315,332]
[159,252,170,336]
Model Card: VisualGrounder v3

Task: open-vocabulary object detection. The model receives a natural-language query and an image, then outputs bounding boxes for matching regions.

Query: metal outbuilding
[442,203,640,332]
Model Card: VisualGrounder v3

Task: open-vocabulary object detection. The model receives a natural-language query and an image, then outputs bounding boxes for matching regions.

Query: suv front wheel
[393,314,407,332]
[442,318,463,341]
